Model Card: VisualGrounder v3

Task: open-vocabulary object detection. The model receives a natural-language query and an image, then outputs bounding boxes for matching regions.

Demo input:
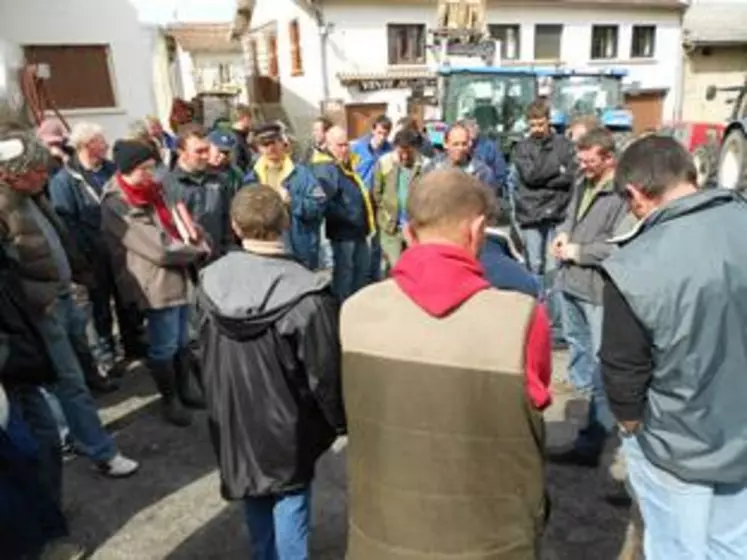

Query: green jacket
[372,152,429,236]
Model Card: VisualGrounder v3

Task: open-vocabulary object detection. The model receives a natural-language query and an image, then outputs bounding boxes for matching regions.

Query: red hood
[392,244,490,318]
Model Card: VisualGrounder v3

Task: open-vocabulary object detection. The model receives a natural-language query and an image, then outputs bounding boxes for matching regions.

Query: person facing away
[101,140,209,427]
[423,123,496,192]
[198,185,345,560]
[243,123,327,270]
[598,135,747,559]
[372,127,430,274]
[340,168,552,560]
[163,124,234,260]
[547,128,628,467]
[311,125,375,301]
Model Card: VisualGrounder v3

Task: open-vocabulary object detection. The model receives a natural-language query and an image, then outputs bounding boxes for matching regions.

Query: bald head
[326,125,349,163]
[404,168,494,255]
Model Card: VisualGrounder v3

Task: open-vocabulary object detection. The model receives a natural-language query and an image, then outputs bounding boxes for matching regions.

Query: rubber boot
[174,348,206,410]
[148,359,192,427]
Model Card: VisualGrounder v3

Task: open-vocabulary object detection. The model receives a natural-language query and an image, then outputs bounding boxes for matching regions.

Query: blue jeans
[623,436,747,559]
[368,231,382,282]
[560,293,596,393]
[331,239,370,302]
[8,386,63,505]
[244,489,311,560]
[563,295,615,457]
[146,305,190,362]
[520,224,565,343]
[36,294,116,463]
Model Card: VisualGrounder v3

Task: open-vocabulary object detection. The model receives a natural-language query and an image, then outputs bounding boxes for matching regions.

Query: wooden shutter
[289,20,303,76]
[24,44,116,109]
[267,34,279,78]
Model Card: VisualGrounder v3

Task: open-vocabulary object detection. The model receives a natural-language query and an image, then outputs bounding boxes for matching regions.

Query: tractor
[706,77,747,190]
[427,66,539,157]
[545,68,634,148]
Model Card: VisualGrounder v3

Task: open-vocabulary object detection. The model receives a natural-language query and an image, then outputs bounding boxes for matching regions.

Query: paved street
[65,352,632,559]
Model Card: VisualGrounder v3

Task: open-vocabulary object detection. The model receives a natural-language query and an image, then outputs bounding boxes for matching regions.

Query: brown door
[407,98,425,129]
[345,103,388,139]
[625,91,665,134]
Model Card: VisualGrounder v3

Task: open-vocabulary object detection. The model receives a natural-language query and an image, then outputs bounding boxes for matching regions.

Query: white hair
[69,122,105,149]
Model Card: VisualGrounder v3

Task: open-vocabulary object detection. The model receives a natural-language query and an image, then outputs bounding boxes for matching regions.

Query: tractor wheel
[693,142,718,189]
[718,128,747,191]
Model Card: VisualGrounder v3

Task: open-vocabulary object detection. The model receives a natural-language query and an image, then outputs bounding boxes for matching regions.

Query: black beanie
[113,140,157,174]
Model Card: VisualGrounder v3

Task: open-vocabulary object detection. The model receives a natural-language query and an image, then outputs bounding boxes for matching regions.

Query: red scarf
[392,243,490,317]
[115,173,180,241]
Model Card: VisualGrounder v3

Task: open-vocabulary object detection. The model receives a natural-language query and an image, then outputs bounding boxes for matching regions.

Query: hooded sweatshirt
[392,243,551,409]
[198,247,345,498]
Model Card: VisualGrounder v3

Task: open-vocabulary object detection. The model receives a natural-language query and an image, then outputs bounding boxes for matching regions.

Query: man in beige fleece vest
[341,168,551,560]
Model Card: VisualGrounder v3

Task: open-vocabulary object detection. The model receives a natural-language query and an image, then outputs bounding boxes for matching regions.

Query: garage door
[625,92,665,134]
[345,103,388,139]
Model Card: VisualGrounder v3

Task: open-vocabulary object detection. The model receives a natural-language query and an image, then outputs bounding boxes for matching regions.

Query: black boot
[174,348,206,410]
[148,359,192,427]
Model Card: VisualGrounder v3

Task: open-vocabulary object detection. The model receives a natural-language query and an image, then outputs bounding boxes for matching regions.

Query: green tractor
[425,66,539,158]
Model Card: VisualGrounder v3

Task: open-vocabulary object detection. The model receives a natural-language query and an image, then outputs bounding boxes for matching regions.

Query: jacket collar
[609,189,739,245]
[252,155,295,184]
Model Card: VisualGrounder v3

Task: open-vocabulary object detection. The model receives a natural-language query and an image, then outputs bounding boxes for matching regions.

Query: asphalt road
[64,351,633,559]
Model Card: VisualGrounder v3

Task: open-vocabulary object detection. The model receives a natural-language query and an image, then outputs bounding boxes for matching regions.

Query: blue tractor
[425,66,539,158]
[544,68,634,147]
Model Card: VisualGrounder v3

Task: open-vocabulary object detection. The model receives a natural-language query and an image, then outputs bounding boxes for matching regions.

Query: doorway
[345,103,388,139]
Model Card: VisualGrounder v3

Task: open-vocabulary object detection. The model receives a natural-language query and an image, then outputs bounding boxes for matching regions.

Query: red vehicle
[660,121,725,189]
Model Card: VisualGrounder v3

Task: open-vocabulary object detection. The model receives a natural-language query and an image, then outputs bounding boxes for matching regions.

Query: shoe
[149,359,193,426]
[97,453,140,478]
[85,370,119,394]
[547,447,601,468]
[174,349,206,410]
[40,539,86,560]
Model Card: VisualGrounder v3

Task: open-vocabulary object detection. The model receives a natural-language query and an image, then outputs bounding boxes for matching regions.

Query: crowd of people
[1,94,746,560]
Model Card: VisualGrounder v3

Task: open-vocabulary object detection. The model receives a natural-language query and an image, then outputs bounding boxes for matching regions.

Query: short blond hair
[231,185,288,240]
[407,169,494,234]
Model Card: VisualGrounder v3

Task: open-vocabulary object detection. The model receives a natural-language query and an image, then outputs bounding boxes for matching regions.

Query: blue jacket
[480,229,540,298]
[473,135,508,191]
[48,157,116,261]
[244,158,327,270]
[311,151,375,242]
[351,134,392,189]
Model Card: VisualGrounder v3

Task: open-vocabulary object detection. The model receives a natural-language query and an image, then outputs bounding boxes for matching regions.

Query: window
[249,38,260,75]
[387,24,426,65]
[488,24,521,60]
[218,63,232,84]
[534,24,562,60]
[591,25,619,60]
[631,25,656,58]
[289,20,303,76]
[24,44,116,110]
[267,34,279,78]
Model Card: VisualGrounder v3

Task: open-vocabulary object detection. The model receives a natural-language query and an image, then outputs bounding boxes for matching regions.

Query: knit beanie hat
[113,140,156,174]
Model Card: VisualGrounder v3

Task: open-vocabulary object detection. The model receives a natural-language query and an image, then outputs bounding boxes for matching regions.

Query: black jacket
[512,133,576,227]
[230,128,254,174]
[0,247,55,388]
[198,250,345,499]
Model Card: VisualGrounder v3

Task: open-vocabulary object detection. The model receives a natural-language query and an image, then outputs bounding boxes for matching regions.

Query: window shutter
[267,34,279,78]
[289,20,303,76]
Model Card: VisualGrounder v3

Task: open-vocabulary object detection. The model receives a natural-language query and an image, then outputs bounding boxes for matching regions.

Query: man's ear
[231,220,243,240]
[403,222,417,247]
[469,214,487,255]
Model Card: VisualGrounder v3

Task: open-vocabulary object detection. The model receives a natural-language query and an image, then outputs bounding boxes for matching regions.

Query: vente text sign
[353,77,437,92]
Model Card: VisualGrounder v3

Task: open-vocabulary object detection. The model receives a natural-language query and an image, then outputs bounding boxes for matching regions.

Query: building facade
[0,0,177,140]
[233,0,687,137]
[681,0,747,124]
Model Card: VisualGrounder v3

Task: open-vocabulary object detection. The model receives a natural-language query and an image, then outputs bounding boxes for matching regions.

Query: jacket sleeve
[512,141,561,188]
[371,160,385,208]
[545,139,577,191]
[313,164,347,222]
[556,180,580,236]
[576,198,628,266]
[492,146,508,189]
[48,172,87,250]
[290,167,327,222]
[293,293,347,433]
[100,199,205,268]
[600,278,652,422]
[524,303,552,410]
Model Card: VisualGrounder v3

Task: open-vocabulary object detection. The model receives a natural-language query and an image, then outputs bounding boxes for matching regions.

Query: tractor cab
[427,66,538,157]
[545,68,632,141]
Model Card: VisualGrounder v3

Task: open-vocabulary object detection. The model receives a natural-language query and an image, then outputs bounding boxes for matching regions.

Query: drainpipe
[675,7,686,122]
[312,0,331,101]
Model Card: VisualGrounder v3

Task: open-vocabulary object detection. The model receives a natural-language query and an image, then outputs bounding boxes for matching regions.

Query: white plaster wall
[0,0,160,142]
[326,3,684,120]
